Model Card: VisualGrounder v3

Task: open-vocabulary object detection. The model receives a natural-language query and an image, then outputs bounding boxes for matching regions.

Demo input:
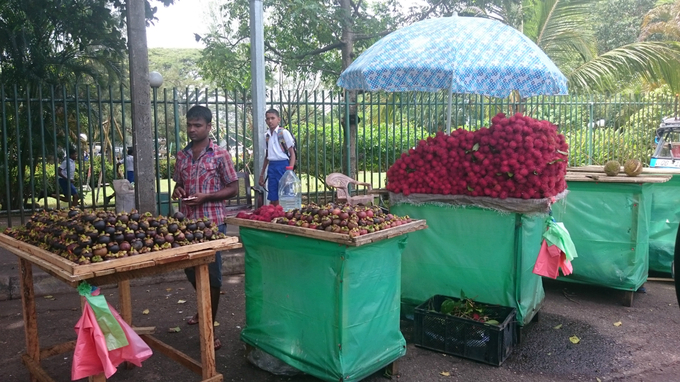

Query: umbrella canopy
[337,16,568,98]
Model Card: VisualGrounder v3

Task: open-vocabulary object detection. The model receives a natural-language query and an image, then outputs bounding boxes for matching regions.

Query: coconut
[603,160,621,176]
[624,159,643,177]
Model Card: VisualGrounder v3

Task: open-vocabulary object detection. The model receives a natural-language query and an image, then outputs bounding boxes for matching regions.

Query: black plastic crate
[413,295,516,366]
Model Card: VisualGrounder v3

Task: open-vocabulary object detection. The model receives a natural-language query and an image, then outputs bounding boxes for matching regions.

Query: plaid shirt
[173,140,238,225]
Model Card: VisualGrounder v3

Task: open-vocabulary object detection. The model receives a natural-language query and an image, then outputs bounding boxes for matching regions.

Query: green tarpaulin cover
[649,176,680,274]
[239,227,407,382]
[390,203,545,326]
[553,182,651,290]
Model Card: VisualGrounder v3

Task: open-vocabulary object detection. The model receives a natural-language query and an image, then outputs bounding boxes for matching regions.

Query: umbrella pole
[446,87,453,134]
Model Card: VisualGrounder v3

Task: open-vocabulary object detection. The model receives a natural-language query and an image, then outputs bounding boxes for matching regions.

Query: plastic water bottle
[278,166,302,211]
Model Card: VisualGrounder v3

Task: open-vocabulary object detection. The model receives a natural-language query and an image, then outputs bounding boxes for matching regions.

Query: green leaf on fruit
[507,172,514,177]
[557,150,568,155]
[485,319,499,325]
[467,186,474,192]
[472,143,480,151]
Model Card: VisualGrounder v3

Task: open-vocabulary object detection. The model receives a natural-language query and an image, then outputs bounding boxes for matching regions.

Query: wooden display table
[0,233,242,382]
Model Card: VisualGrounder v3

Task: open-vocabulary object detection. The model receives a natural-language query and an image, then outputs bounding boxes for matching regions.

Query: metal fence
[1,83,676,226]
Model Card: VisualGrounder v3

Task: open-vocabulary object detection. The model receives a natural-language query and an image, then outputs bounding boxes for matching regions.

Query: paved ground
[1,232,680,381]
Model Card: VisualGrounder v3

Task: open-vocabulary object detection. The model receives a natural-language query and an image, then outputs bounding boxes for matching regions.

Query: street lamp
[149,71,163,213]
[149,71,163,88]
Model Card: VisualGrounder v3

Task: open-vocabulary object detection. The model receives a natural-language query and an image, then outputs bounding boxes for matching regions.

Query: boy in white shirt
[258,109,296,205]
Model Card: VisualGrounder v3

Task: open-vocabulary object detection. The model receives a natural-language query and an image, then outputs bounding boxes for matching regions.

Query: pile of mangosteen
[237,202,413,237]
[3,208,228,265]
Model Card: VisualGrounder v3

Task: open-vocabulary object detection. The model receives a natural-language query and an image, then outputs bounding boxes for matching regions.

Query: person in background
[258,108,296,206]
[115,156,124,179]
[124,147,134,183]
[58,148,80,207]
[172,105,239,351]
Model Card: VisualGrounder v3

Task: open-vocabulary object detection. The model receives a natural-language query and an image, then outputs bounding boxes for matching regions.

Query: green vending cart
[390,194,556,326]
[553,171,670,306]
[227,218,427,382]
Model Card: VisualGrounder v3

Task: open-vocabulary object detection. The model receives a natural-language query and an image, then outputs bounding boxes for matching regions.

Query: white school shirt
[265,126,295,161]
[59,158,76,180]
[125,154,134,171]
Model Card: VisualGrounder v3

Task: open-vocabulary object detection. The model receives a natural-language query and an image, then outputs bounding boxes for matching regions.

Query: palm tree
[522,0,680,93]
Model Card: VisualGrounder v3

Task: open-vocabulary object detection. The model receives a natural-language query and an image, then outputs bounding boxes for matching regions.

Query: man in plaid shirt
[172,105,239,350]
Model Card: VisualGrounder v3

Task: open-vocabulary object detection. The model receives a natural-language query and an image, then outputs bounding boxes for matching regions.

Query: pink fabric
[72,301,152,380]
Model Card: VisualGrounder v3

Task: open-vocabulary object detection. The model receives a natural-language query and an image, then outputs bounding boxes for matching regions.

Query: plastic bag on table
[532,239,561,279]
[72,288,152,380]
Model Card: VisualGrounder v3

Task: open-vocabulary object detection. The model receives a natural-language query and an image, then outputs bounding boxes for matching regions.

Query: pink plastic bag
[72,301,152,380]
[533,239,562,279]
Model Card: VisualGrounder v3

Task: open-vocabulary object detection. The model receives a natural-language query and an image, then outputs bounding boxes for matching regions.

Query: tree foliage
[0,0,128,86]
[148,48,207,89]
[592,0,656,53]
[0,0,176,210]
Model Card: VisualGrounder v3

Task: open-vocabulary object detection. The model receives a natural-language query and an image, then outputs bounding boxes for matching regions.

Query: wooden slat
[20,259,40,377]
[114,260,155,273]
[141,334,202,375]
[187,249,220,259]
[131,326,156,335]
[202,375,224,382]
[119,280,132,325]
[226,217,355,245]
[153,252,191,265]
[39,340,76,359]
[13,250,82,284]
[569,165,680,175]
[195,264,217,379]
[0,234,77,274]
[565,172,671,183]
[21,353,56,382]
[88,373,106,382]
[353,220,428,246]
[93,268,116,277]
[87,256,215,286]
[225,217,427,246]
[72,237,240,275]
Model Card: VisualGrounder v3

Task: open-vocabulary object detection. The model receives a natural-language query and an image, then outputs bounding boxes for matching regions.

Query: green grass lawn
[28,171,388,210]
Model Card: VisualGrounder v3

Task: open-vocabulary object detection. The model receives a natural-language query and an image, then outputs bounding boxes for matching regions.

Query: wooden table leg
[117,279,135,370]
[623,290,634,307]
[195,263,217,379]
[88,374,106,382]
[118,280,132,324]
[19,258,40,382]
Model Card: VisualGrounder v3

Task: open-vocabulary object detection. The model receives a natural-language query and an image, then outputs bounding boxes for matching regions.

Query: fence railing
[1,83,676,226]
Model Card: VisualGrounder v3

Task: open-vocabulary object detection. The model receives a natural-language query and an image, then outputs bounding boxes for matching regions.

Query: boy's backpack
[267,127,297,166]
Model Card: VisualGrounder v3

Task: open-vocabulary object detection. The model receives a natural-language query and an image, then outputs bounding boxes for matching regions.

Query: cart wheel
[531,311,541,323]
[622,291,634,307]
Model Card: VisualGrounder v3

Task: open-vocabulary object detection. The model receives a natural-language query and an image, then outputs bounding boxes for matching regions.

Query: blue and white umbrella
[337,16,568,131]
